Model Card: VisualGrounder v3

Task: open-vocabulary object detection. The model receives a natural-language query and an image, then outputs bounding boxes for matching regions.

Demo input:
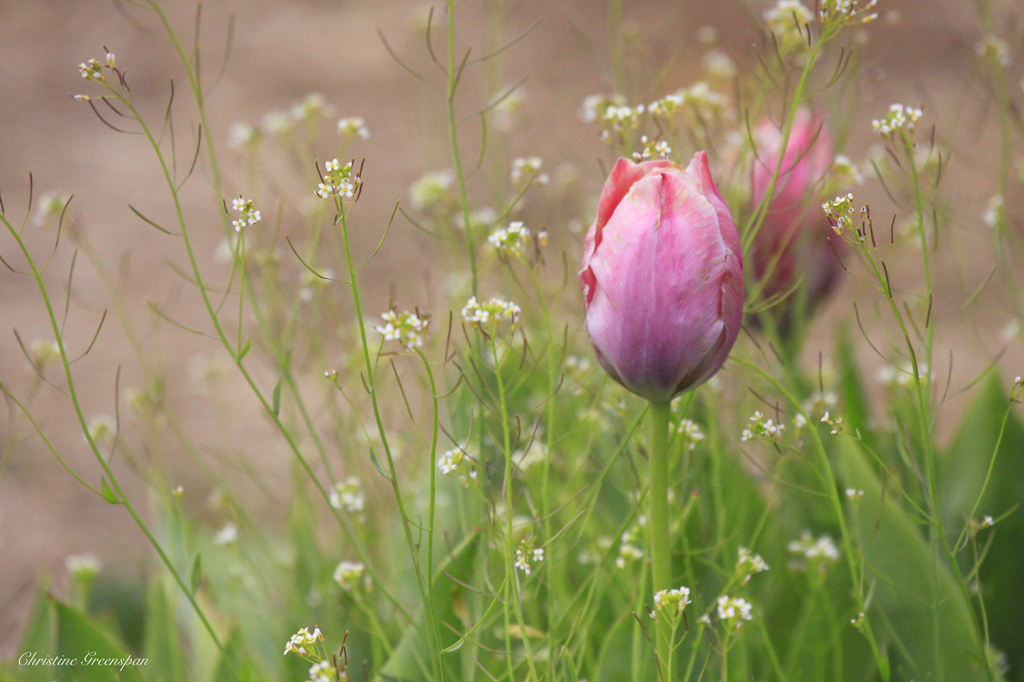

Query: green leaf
[16,582,54,682]
[190,554,202,595]
[381,530,478,680]
[100,478,120,505]
[271,379,282,417]
[238,339,251,360]
[941,373,1024,677]
[142,574,185,682]
[368,447,391,481]
[838,438,989,681]
[53,600,144,682]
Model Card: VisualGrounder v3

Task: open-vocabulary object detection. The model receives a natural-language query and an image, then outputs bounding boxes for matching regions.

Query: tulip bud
[750,108,842,331]
[580,153,744,403]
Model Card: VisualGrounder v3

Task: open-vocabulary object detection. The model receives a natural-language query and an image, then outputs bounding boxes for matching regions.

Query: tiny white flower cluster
[490,88,527,132]
[438,449,464,475]
[822,193,856,235]
[213,522,239,546]
[876,361,930,387]
[565,355,592,374]
[290,93,335,122]
[819,0,879,26]
[488,222,533,259]
[283,627,342,680]
[87,414,117,449]
[616,524,645,569]
[578,94,617,123]
[409,170,454,211]
[375,310,429,351]
[437,448,478,485]
[230,196,262,232]
[787,530,840,569]
[261,111,293,135]
[602,102,645,132]
[676,419,706,451]
[648,83,729,120]
[716,595,754,630]
[32,190,71,227]
[702,50,736,78]
[983,195,1005,229]
[284,626,323,656]
[227,122,256,150]
[28,338,61,374]
[976,34,1011,68]
[736,547,770,584]
[514,540,544,576]
[337,116,370,140]
[329,477,365,514]
[763,1,813,53]
[801,391,838,420]
[819,410,846,435]
[845,488,865,502]
[631,135,672,162]
[78,58,105,82]
[454,207,498,231]
[832,155,865,187]
[307,659,339,682]
[653,586,692,619]
[871,104,923,139]
[1013,376,1024,403]
[461,296,521,335]
[741,410,786,442]
[333,560,366,591]
[969,515,996,537]
[511,157,548,184]
[66,553,103,579]
[1001,319,1021,343]
[316,159,361,200]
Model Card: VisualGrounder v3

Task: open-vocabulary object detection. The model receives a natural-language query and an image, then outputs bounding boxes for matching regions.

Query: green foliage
[2,2,1022,682]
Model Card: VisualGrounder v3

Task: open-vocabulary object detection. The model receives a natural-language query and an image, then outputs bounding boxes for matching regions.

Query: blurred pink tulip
[750,108,841,330]
[580,153,744,403]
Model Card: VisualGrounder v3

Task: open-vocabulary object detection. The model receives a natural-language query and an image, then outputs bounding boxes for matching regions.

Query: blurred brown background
[0,0,1020,657]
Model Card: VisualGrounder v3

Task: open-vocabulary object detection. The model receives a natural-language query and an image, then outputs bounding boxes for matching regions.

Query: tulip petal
[585,165,740,401]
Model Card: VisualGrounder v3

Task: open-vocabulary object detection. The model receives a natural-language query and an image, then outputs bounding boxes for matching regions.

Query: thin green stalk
[527,264,561,679]
[337,201,444,682]
[446,0,478,297]
[112,83,410,625]
[416,347,447,681]
[491,338,538,678]
[648,400,672,677]
[0,213,236,679]
[142,1,411,623]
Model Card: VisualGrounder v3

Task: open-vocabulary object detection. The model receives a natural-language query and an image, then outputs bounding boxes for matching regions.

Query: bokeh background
[1,0,1020,658]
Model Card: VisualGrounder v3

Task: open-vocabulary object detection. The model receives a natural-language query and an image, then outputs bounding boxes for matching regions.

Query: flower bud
[580,153,744,403]
[750,108,842,331]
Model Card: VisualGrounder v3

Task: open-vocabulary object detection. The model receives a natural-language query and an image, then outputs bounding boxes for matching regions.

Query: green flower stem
[0,213,237,680]
[526,263,561,677]
[490,338,538,677]
[337,201,445,682]
[446,0,478,297]
[648,400,672,677]
[144,0,411,625]
[416,346,446,681]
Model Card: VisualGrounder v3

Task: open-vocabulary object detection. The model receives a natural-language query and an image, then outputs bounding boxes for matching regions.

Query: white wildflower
[212,522,239,546]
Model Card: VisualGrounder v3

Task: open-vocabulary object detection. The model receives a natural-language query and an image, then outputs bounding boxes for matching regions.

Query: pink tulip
[750,108,841,329]
[580,153,744,403]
